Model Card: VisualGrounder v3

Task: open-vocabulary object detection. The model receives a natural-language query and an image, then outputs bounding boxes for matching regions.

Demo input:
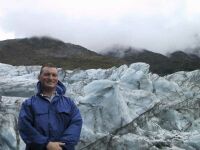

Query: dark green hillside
[0,37,124,69]
[0,36,199,75]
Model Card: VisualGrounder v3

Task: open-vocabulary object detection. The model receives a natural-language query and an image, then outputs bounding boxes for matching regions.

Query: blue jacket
[18,81,82,150]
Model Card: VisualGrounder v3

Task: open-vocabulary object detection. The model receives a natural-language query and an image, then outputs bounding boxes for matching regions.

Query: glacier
[0,62,200,150]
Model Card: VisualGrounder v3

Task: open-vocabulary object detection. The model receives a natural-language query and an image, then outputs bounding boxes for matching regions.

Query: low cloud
[0,0,200,54]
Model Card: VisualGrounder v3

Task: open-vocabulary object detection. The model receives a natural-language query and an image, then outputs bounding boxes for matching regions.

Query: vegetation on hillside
[0,36,199,75]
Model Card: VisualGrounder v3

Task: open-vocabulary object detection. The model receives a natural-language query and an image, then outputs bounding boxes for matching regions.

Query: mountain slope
[0,37,199,75]
[103,47,200,75]
[169,51,200,72]
[0,37,124,69]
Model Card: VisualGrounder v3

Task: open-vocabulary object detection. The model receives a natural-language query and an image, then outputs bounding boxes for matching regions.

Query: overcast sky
[0,0,200,54]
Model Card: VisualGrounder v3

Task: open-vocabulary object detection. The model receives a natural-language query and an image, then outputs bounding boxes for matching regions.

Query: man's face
[38,67,58,90]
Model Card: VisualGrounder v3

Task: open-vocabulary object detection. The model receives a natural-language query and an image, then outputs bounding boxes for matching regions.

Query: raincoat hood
[36,80,66,95]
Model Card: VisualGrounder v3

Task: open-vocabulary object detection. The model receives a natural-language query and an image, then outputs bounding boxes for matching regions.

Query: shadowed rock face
[0,62,200,150]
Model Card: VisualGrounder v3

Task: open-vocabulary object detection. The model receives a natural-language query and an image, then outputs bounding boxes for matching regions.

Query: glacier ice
[0,62,200,150]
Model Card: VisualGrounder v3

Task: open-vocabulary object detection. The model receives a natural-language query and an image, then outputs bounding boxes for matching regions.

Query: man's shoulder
[22,95,37,106]
[61,96,76,106]
[62,96,73,102]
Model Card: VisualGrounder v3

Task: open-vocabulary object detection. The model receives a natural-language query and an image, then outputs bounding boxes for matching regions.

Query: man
[18,63,82,150]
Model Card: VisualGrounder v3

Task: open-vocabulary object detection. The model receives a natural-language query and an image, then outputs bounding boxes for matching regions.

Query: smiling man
[18,63,82,150]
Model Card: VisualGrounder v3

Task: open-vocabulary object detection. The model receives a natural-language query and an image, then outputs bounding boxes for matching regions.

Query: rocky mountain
[0,37,124,69]
[0,62,200,150]
[103,47,200,75]
[0,37,199,75]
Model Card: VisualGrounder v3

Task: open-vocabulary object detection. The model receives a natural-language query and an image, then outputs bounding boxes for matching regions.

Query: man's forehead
[42,67,58,73]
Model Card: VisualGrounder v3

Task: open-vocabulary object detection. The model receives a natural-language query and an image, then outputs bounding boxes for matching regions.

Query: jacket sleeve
[59,100,83,148]
[18,99,49,149]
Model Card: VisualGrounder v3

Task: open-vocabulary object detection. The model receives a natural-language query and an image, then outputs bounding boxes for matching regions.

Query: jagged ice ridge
[0,62,200,150]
